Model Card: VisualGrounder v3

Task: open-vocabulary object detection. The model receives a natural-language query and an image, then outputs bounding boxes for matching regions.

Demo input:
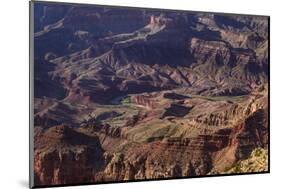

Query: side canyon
[32,2,269,186]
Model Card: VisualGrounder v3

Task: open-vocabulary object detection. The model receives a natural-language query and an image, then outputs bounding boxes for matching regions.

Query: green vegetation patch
[121,96,131,104]
[224,148,268,174]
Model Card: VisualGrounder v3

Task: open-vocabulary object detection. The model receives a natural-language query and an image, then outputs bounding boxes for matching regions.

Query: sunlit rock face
[32,2,268,186]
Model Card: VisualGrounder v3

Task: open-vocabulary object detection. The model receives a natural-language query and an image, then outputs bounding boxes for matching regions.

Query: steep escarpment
[74,91,268,180]
[225,148,268,173]
[33,88,268,184]
[86,100,268,181]
[34,10,268,103]
[33,2,269,186]
[34,125,104,186]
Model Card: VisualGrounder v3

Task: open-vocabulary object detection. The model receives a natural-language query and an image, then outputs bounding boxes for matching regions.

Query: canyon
[32,2,269,187]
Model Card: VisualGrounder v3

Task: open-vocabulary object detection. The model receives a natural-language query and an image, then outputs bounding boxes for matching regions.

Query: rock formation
[32,2,269,186]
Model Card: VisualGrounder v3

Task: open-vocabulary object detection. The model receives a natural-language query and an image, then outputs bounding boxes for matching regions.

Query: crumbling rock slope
[33,2,269,186]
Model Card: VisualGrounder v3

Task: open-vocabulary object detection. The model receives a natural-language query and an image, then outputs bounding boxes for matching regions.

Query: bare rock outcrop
[33,3,268,186]
[34,125,104,186]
